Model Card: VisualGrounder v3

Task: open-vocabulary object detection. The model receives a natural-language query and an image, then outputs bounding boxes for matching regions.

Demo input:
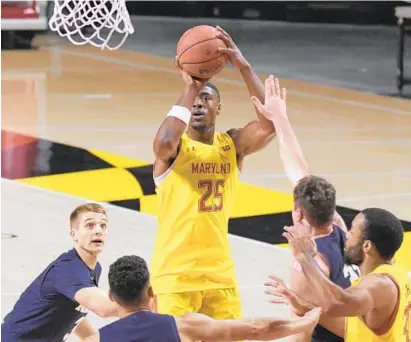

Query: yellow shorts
[153,287,242,319]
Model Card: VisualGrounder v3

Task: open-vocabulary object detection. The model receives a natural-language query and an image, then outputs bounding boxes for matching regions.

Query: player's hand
[283,221,317,262]
[215,26,250,70]
[264,275,315,316]
[251,75,287,122]
[175,59,210,92]
[302,307,322,330]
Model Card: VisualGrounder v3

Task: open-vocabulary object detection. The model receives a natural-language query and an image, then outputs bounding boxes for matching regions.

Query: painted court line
[58,48,411,117]
[1,179,283,251]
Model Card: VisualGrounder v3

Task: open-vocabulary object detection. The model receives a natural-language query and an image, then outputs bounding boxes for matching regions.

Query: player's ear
[108,289,115,302]
[217,103,222,115]
[363,240,372,254]
[147,285,154,299]
[69,227,77,241]
[293,207,303,223]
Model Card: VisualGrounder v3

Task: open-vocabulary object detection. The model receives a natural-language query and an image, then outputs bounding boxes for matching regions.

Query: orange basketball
[176,25,228,79]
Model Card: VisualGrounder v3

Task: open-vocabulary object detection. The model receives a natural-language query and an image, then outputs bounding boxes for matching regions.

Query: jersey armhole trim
[153,157,178,187]
[153,138,184,187]
[224,131,242,175]
[372,273,401,336]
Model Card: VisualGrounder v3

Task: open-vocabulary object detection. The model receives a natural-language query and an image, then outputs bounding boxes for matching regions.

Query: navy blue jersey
[99,311,180,342]
[2,249,101,342]
[311,225,359,342]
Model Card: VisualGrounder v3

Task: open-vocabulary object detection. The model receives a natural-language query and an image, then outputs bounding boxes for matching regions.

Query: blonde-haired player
[1,203,117,341]
[151,26,276,319]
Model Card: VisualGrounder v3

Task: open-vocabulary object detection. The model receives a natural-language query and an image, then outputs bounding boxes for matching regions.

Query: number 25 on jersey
[198,179,224,213]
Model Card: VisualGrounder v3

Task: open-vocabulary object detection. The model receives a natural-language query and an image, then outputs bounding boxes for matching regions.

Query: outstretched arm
[53,261,118,319]
[153,69,209,176]
[265,274,345,338]
[216,26,275,160]
[177,308,321,341]
[252,75,346,228]
[251,75,308,185]
[74,288,118,318]
[283,223,398,317]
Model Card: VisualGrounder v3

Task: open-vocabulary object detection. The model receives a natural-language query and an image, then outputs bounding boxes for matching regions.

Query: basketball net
[48,0,134,50]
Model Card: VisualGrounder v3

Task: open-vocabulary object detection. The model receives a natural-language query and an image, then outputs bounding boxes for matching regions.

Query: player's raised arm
[215,26,276,160]
[177,308,322,341]
[251,75,308,185]
[153,69,209,167]
[252,75,347,231]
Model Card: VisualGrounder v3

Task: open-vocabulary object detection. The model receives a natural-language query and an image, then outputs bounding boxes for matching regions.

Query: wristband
[166,105,191,125]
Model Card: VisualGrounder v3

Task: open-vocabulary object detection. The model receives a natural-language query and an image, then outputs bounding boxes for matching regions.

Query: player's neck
[75,246,98,269]
[188,127,215,145]
[360,256,391,276]
[118,304,151,319]
[311,224,333,237]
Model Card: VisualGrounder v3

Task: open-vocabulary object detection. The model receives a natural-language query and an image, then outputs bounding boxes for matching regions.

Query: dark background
[126,1,406,25]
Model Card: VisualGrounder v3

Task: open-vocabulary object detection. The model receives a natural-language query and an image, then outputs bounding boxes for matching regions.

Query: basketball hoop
[48,0,134,50]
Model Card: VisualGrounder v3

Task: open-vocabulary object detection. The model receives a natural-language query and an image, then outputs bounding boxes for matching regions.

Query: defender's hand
[215,26,250,70]
[302,307,322,330]
[283,221,317,262]
[251,75,287,121]
[264,275,315,316]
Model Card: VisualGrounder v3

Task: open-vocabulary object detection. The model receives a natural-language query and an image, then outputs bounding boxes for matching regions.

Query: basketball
[177,25,228,79]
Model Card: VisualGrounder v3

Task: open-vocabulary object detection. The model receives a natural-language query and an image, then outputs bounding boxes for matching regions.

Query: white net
[48,0,135,50]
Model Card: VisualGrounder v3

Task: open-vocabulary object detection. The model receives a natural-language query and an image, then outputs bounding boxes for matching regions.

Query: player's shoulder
[225,128,239,141]
[52,249,90,273]
[49,248,78,267]
[220,130,238,147]
[356,271,399,292]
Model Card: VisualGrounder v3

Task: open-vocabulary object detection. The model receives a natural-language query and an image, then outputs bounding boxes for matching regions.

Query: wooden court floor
[2,36,411,277]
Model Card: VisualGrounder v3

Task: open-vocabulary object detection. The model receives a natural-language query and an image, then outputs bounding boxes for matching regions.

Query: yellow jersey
[151,132,240,294]
[345,263,411,342]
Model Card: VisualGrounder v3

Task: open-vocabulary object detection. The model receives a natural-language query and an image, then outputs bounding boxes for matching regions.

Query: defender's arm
[296,252,397,317]
[177,308,321,341]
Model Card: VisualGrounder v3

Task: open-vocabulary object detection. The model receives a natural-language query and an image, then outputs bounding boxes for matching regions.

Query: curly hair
[108,255,149,306]
[293,175,336,227]
[361,208,404,260]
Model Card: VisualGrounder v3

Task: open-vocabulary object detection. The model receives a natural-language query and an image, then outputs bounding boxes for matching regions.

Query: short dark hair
[293,176,336,227]
[361,208,404,260]
[205,82,220,102]
[108,255,149,306]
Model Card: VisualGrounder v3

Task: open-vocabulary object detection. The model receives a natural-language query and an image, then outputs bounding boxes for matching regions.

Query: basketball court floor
[2,16,411,341]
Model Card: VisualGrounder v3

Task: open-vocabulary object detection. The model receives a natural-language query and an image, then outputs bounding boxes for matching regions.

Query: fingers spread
[269,75,276,96]
[265,77,273,97]
[282,87,286,101]
[282,232,293,242]
[275,77,281,96]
